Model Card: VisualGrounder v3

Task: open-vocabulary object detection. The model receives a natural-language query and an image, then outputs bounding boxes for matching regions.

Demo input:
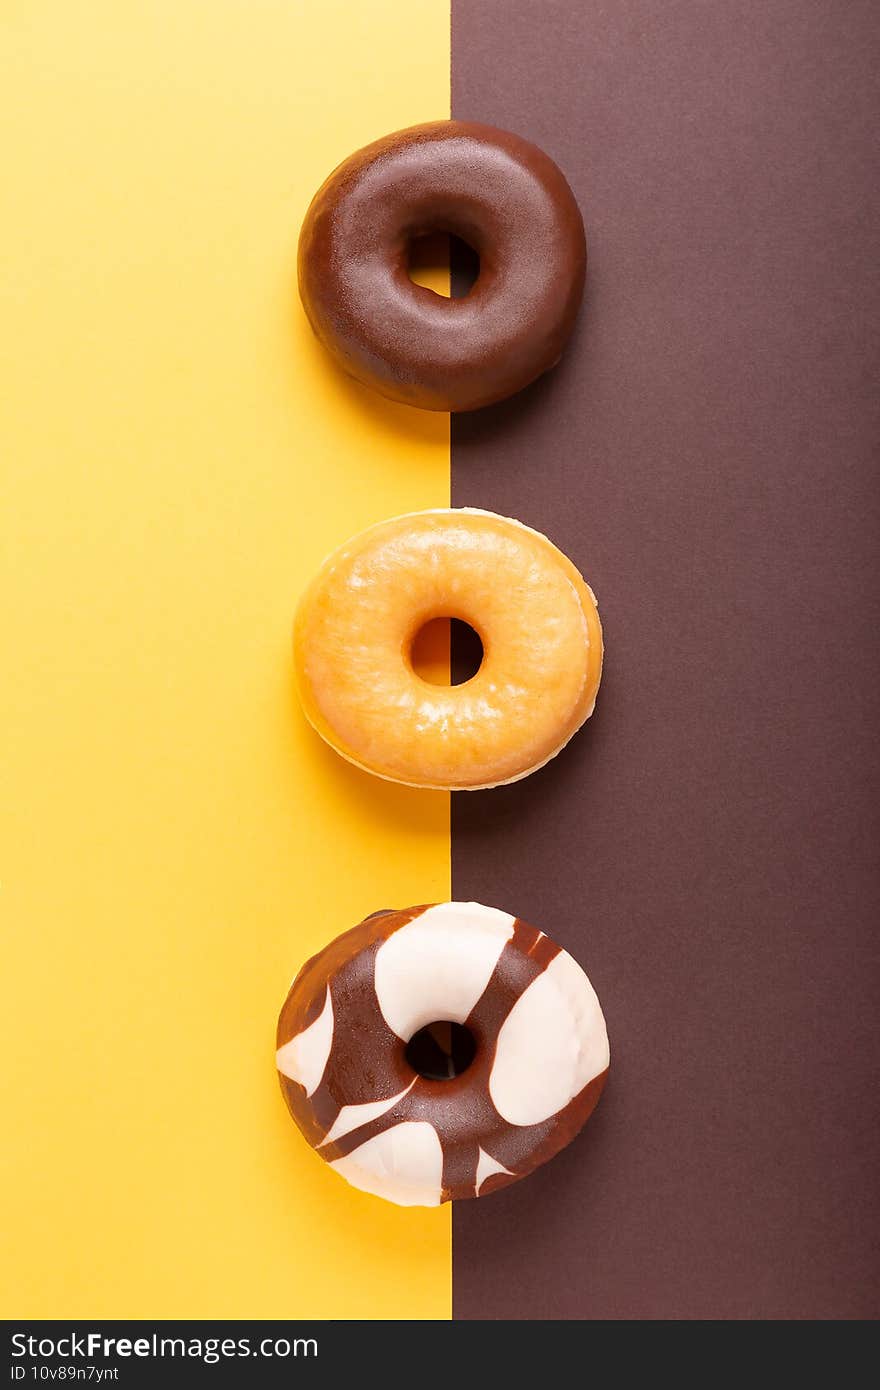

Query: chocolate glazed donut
[276,904,609,1205]
[297,122,587,412]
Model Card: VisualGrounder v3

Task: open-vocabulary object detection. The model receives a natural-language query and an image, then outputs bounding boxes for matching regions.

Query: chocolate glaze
[297,121,586,412]
[277,907,608,1202]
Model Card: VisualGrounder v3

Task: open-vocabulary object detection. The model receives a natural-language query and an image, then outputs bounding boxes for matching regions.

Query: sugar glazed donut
[294,509,603,790]
[298,121,586,411]
[276,903,609,1205]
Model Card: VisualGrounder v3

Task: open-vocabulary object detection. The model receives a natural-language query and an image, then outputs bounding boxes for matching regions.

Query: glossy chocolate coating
[297,121,586,411]
[276,905,609,1204]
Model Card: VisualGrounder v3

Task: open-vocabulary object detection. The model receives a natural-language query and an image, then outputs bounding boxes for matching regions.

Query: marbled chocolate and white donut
[276,902,609,1206]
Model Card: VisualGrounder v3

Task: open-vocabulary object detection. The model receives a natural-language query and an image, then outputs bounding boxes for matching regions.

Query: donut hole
[405,1021,477,1081]
[410,617,484,686]
[407,232,480,299]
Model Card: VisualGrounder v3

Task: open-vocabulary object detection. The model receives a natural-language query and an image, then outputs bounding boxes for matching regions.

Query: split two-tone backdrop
[3,0,878,1321]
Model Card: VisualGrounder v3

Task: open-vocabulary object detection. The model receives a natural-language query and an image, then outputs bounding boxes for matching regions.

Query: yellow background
[1,1,451,1318]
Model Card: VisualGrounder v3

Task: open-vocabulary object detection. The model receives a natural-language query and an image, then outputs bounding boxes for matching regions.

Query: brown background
[451,0,879,1319]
